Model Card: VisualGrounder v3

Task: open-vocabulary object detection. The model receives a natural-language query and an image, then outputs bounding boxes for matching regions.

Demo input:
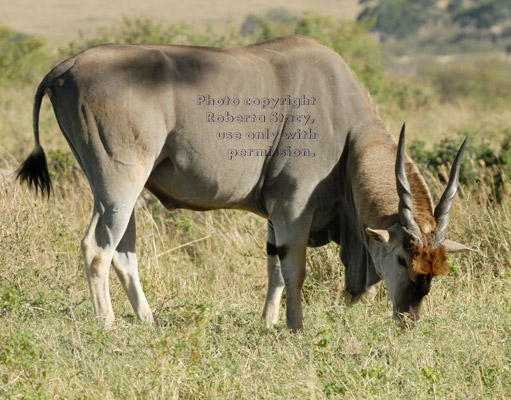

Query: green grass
[1,15,511,399]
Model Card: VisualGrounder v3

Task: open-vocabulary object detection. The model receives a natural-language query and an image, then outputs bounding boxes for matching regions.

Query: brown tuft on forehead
[409,241,449,277]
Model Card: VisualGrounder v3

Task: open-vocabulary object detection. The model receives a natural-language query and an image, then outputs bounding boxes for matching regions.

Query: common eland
[17,36,471,329]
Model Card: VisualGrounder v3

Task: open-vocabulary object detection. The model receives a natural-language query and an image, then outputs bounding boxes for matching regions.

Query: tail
[16,79,51,197]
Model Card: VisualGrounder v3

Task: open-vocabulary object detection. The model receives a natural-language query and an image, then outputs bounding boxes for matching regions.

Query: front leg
[271,215,312,331]
[280,243,307,330]
[262,221,285,328]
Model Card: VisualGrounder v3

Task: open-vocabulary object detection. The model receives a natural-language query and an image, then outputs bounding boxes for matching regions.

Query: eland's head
[366,124,471,328]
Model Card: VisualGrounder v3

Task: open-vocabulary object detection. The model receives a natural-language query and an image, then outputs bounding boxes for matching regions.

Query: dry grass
[1,151,510,398]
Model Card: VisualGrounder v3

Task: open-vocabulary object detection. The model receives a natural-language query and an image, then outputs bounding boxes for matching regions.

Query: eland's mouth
[393,303,422,329]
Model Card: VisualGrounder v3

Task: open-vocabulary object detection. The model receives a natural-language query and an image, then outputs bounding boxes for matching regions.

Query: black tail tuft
[16,145,51,198]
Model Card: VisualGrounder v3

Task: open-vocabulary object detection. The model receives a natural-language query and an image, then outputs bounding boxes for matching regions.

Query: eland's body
[17,36,470,329]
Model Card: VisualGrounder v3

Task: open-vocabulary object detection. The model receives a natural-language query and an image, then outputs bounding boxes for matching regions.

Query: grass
[1,16,511,400]
[1,152,510,398]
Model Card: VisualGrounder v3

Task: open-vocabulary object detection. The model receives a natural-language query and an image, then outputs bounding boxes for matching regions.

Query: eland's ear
[366,228,390,244]
[443,239,477,253]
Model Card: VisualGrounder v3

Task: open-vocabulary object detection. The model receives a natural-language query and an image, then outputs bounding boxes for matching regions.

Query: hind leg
[112,211,155,324]
[262,221,285,328]
[81,197,137,328]
[80,161,153,327]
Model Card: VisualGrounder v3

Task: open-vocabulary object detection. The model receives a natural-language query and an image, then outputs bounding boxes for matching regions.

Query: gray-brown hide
[17,36,470,330]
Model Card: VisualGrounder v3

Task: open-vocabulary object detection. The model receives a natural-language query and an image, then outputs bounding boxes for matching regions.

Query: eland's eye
[398,256,407,267]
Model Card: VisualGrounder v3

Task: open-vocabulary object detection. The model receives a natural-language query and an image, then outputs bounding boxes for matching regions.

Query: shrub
[240,8,297,37]
[0,25,52,86]
[409,130,511,204]
[60,16,249,57]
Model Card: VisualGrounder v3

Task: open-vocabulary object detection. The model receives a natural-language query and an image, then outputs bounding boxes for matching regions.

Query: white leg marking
[81,209,116,328]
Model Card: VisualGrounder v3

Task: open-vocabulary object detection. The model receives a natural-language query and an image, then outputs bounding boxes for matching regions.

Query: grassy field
[1,169,511,398]
[1,15,511,399]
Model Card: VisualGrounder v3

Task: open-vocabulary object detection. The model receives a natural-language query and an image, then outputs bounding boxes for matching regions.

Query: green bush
[60,16,249,57]
[0,25,52,86]
[358,0,440,40]
[409,130,511,204]
[240,8,297,38]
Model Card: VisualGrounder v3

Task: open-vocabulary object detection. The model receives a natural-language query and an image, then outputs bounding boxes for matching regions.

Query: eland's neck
[348,123,435,233]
